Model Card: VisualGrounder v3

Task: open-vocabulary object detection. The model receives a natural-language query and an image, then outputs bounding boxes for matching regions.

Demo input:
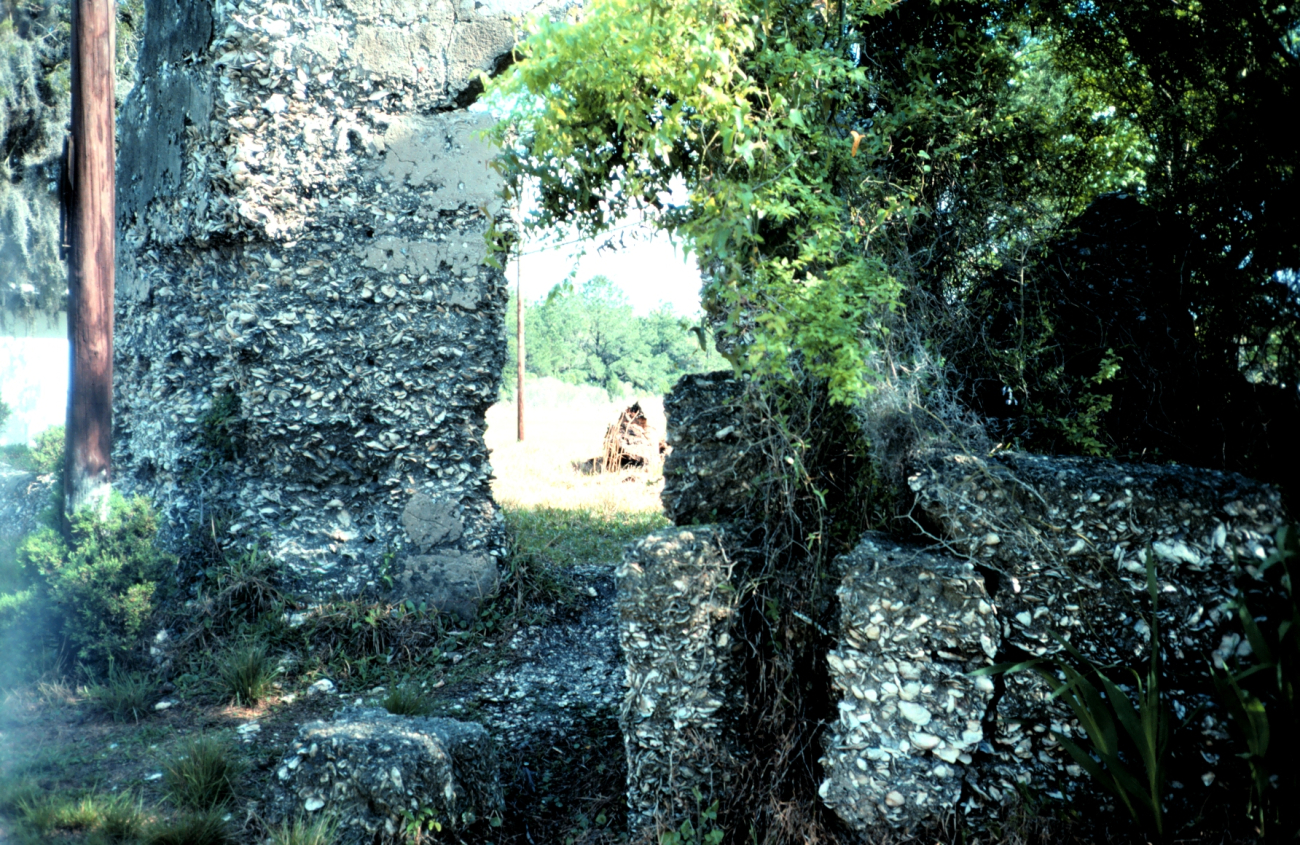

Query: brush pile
[578,403,666,474]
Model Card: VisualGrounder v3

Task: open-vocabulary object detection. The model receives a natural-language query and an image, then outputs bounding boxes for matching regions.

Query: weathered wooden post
[517,261,526,442]
[515,201,526,442]
[63,0,116,522]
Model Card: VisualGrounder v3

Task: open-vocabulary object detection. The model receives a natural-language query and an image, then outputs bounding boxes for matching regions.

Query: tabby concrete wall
[113,0,556,601]
[638,372,1289,835]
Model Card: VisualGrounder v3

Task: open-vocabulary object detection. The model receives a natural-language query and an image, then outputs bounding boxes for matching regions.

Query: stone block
[403,492,464,551]
[616,525,743,834]
[396,551,498,622]
[661,372,764,526]
[906,447,1289,818]
[271,708,501,842]
[820,533,997,832]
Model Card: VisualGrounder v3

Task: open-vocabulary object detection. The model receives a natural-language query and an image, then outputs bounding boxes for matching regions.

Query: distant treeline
[502,276,728,399]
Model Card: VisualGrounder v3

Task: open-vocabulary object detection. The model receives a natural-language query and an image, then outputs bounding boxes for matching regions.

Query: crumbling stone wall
[640,372,1290,837]
[661,371,763,525]
[113,0,555,599]
[902,448,1285,814]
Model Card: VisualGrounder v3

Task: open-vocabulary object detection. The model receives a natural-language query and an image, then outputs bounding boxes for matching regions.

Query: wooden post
[64,0,116,522]
[516,248,525,442]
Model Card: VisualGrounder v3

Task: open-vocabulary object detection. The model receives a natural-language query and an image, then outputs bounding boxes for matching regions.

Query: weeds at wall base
[383,684,435,716]
[144,810,236,845]
[216,641,274,706]
[267,814,339,845]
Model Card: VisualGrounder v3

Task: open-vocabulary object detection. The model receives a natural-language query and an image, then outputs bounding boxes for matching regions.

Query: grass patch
[504,507,668,567]
[216,641,273,706]
[163,736,244,811]
[382,684,434,716]
[86,663,154,722]
[0,775,42,815]
[14,791,146,840]
[268,813,339,845]
[143,810,234,845]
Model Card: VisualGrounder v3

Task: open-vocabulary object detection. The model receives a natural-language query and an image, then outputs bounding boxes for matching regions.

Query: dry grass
[486,378,667,517]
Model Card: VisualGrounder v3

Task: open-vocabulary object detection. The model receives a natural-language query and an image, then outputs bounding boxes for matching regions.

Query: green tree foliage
[502,276,727,398]
[1041,0,1300,352]
[491,0,1299,487]
[489,0,1146,404]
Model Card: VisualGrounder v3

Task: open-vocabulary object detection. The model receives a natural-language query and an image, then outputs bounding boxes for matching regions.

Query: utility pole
[516,247,526,442]
[514,200,525,442]
[63,0,116,523]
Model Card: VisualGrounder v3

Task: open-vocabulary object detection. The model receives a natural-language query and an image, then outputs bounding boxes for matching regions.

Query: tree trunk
[63,0,116,524]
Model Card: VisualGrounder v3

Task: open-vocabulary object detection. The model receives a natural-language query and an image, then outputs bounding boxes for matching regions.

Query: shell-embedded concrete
[112,0,561,600]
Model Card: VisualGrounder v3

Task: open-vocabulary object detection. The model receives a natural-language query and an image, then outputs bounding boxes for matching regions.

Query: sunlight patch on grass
[505,507,668,567]
[485,387,667,516]
[487,385,671,567]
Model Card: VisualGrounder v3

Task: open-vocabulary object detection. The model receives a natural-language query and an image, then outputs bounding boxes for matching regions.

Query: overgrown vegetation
[266,815,338,845]
[491,0,1300,487]
[143,810,235,845]
[6,790,147,844]
[1211,526,1299,841]
[215,641,273,706]
[382,684,434,717]
[85,661,155,723]
[0,423,66,474]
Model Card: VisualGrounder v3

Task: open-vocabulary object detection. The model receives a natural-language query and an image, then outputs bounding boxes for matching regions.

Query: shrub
[17,492,174,666]
[0,424,64,476]
[382,685,433,717]
[1,534,59,689]
[163,736,244,812]
[86,662,154,722]
[216,641,273,706]
[0,567,41,683]
[28,425,65,476]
